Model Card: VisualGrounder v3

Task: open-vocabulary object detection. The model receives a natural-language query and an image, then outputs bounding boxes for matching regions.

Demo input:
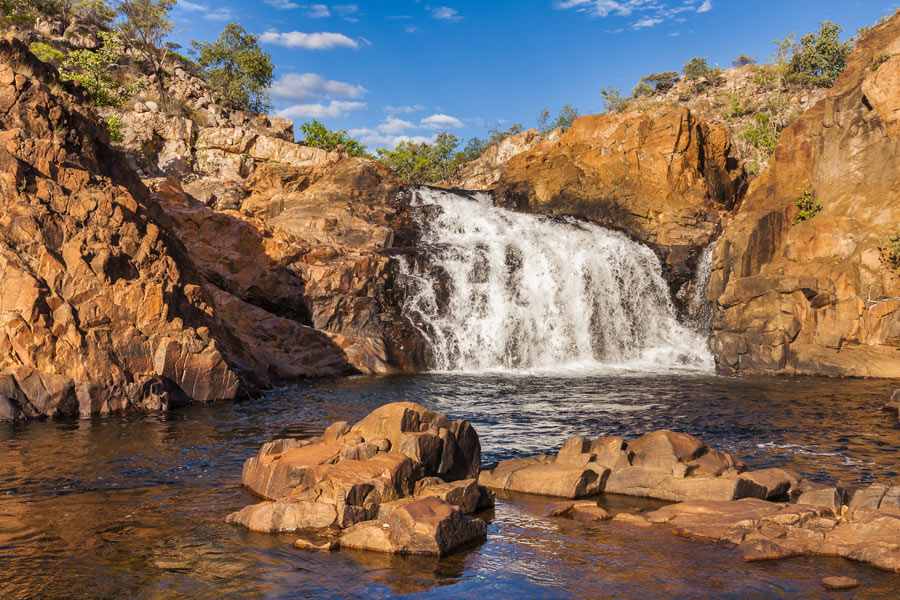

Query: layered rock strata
[227,403,493,556]
[709,14,900,376]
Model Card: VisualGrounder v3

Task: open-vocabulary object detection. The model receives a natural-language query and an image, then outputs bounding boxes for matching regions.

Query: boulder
[627,430,707,471]
[228,403,492,556]
[338,497,487,556]
[478,456,606,499]
[740,468,800,500]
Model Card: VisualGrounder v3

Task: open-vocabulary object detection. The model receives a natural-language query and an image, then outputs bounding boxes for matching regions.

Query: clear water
[3,373,899,599]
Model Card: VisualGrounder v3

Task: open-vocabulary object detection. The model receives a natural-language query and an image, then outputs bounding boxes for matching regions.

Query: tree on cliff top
[779,20,852,87]
[537,104,579,133]
[192,23,274,113]
[376,132,460,184]
[300,120,368,157]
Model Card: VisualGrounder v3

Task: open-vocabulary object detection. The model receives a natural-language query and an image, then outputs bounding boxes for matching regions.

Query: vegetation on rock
[376,132,461,184]
[299,120,369,157]
[192,23,273,113]
[59,30,135,105]
[792,182,821,223]
[116,0,175,109]
[537,104,580,132]
[777,20,852,87]
[878,225,900,272]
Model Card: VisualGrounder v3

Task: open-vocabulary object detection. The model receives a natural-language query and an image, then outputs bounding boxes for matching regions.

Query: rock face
[227,403,491,556]
[443,127,560,190]
[490,108,747,287]
[709,15,900,377]
[478,430,785,503]
[0,37,414,420]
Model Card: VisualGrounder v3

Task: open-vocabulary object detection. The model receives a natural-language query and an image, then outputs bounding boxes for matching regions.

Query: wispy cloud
[176,1,232,20]
[431,6,463,22]
[271,73,366,101]
[335,4,359,21]
[260,30,359,50]
[305,3,330,17]
[554,0,714,28]
[384,104,425,114]
[278,100,367,119]
[264,0,299,9]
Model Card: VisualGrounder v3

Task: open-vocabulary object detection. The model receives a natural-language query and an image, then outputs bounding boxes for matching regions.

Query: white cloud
[271,73,366,101]
[632,17,662,28]
[178,1,206,11]
[404,25,419,34]
[431,6,462,22]
[204,7,232,20]
[278,101,367,119]
[264,0,299,9]
[421,113,464,129]
[335,4,359,20]
[259,30,359,50]
[384,104,425,114]
[349,129,437,147]
[306,3,330,17]
[554,0,714,26]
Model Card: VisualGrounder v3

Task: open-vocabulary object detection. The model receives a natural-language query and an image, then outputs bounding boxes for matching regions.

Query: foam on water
[398,187,714,374]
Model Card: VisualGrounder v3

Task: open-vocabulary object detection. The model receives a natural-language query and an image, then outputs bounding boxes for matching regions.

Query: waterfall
[685,239,718,334]
[398,187,714,374]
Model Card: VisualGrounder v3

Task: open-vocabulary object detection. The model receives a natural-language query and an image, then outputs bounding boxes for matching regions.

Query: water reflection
[1,373,899,598]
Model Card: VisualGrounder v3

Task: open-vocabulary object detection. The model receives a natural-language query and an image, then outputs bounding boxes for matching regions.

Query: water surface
[2,373,899,599]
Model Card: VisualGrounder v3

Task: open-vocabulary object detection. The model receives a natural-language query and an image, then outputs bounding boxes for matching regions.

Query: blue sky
[171,0,898,149]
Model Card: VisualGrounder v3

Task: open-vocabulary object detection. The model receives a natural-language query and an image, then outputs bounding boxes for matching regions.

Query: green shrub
[299,120,368,157]
[779,21,852,87]
[872,52,892,70]
[878,224,900,272]
[741,112,780,155]
[599,87,626,113]
[683,57,710,80]
[105,113,123,142]
[453,123,525,165]
[631,82,654,98]
[28,42,64,65]
[538,104,580,132]
[720,93,746,121]
[732,54,757,67]
[793,182,822,223]
[376,132,460,184]
[752,64,783,91]
[60,31,133,106]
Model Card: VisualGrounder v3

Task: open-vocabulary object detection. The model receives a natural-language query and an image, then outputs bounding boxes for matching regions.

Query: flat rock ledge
[226,402,492,557]
[481,429,900,573]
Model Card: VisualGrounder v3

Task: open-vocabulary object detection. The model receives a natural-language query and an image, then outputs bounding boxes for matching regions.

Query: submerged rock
[227,403,492,556]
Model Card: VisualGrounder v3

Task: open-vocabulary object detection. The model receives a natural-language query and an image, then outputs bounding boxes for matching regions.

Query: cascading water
[398,187,714,374]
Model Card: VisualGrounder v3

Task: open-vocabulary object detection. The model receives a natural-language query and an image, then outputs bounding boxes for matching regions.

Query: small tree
[300,120,368,157]
[631,81,653,98]
[193,23,274,113]
[600,86,625,113]
[116,0,174,109]
[785,20,852,87]
[537,105,580,133]
[683,57,710,80]
[60,30,132,106]
[732,53,757,66]
[640,71,679,92]
[376,132,460,184]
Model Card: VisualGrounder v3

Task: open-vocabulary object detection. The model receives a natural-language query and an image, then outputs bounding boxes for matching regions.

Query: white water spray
[399,187,714,374]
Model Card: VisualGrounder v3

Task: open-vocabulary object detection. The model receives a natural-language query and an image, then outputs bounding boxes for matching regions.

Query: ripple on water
[1,372,899,599]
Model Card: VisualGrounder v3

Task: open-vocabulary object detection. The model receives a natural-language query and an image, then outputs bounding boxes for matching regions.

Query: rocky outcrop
[478,430,790,503]
[227,403,492,556]
[618,484,900,573]
[490,108,747,288]
[443,127,560,189]
[0,37,406,420]
[709,14,900,377]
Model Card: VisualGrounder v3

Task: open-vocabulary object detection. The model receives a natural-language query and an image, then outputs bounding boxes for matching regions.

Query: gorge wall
[708,14,900,377]
[0,36,419,420]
